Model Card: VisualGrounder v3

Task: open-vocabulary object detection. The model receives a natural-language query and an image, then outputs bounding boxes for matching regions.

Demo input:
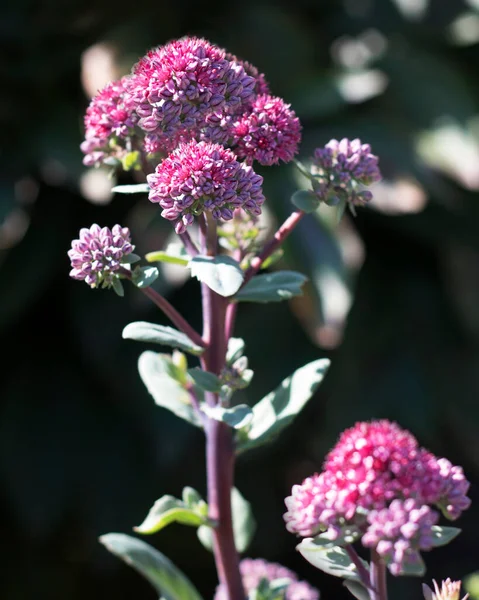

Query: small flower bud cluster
[311,138,381,207]
[284,420,470,576]
[81,78,135,167]
[362,499,438,575]
[231,95,302,166]
[147,140,265,233]
[68,224,133,288]
[423,579,469,600]
[214,558,320,600]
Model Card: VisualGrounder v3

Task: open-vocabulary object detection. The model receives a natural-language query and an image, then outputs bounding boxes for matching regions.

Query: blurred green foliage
[1,1,479,599]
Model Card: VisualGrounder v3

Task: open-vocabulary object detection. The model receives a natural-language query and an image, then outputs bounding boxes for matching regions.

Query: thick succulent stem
[369,550,388,600]
[200,214,245,600]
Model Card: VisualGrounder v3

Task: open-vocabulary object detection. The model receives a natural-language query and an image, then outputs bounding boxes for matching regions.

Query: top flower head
[81,78,135,167]
[126,37,257,152]
[284,420,471,576]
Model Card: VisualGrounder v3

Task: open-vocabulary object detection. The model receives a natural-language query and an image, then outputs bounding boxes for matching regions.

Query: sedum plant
[70,36,470,600]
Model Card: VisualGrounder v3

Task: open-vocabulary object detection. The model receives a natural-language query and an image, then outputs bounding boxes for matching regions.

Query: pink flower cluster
[362,499,438,575]
[231,94,302,166]
[311,138,381,206]
[284,420,470,575]
[147,140,265,233]
[68,224,133,288]
[214,558,319,600]
[81,78,135,167]
[126,37,256,152]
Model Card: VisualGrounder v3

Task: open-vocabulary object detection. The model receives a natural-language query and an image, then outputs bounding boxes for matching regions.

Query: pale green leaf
[343,581,370,600]
[291,189,320,213]
[234,271,307,303]
[134,495,207,534]
[297,538,368,582]
[99,533,203,600]
[226,338,246,364]
[132,266,159,289]
[123,322,204,356]
[189,255,244,297]
[138,351,202,427]
[202,404,253,430]
[112,278,124,297]
[430,525,461,547]
[146,244,190,266]
[236,359,330,453]
[188,368,222,393]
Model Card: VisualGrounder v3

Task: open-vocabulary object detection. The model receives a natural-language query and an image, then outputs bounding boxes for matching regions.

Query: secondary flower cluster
[68,224,133,288]
[81,78,135,167]
[147,140,264,233]
[311,138,381,207]
[214,558,319,600]
[284,420,470,576]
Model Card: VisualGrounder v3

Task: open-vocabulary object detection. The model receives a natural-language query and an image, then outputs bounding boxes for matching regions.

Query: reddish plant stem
[243,209,305,285]
[199,215,245,600]
[119,267,205,348]
[225,209,306,338]
[179,230,199,257]
[345,545,371,592]
[369,550,388,600]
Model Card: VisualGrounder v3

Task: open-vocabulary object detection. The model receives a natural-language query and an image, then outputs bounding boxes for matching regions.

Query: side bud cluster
[68,224,133,288]
[214,558,319,600]
[284,420,470,576]
[311,138,381,208]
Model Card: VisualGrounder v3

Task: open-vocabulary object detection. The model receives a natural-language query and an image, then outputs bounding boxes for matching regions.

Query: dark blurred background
[2,0,479,598]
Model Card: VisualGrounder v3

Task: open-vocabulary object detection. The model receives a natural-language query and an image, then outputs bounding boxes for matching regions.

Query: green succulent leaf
[226,337,246,364]
[296,538,368,582]
[121,253,141,264]
[234,271,307,303]
[343,581,370,600]
[430,525,461,547]
[132,266,159,289]
[121,151,141,171]
[291,189,320,213]
[202,404,254,430]
[189,255,244,297]
[138,351,202,427]
[99,533,203,600]
[395,556,426,577]
[236,358,330,453]
[111,183,150,194]
[197,487,255,553]
[134,495,209,534]
[260,249,284,270]
[111,278,125,297]
[146,244,190,267]
[188,368,222,393]
[123,322,204,356]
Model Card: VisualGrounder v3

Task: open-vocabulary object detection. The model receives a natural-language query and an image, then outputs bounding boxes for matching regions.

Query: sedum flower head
[284,420,471,576]
[311,138,381,207]
[81,78,135,167]
[362,498,438,575]
[126,37,256,152]
[423,579,469,600]
[68,224,133,288]
[214,558,319,600]
[231,95,302,166]
[147,140,265,233]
